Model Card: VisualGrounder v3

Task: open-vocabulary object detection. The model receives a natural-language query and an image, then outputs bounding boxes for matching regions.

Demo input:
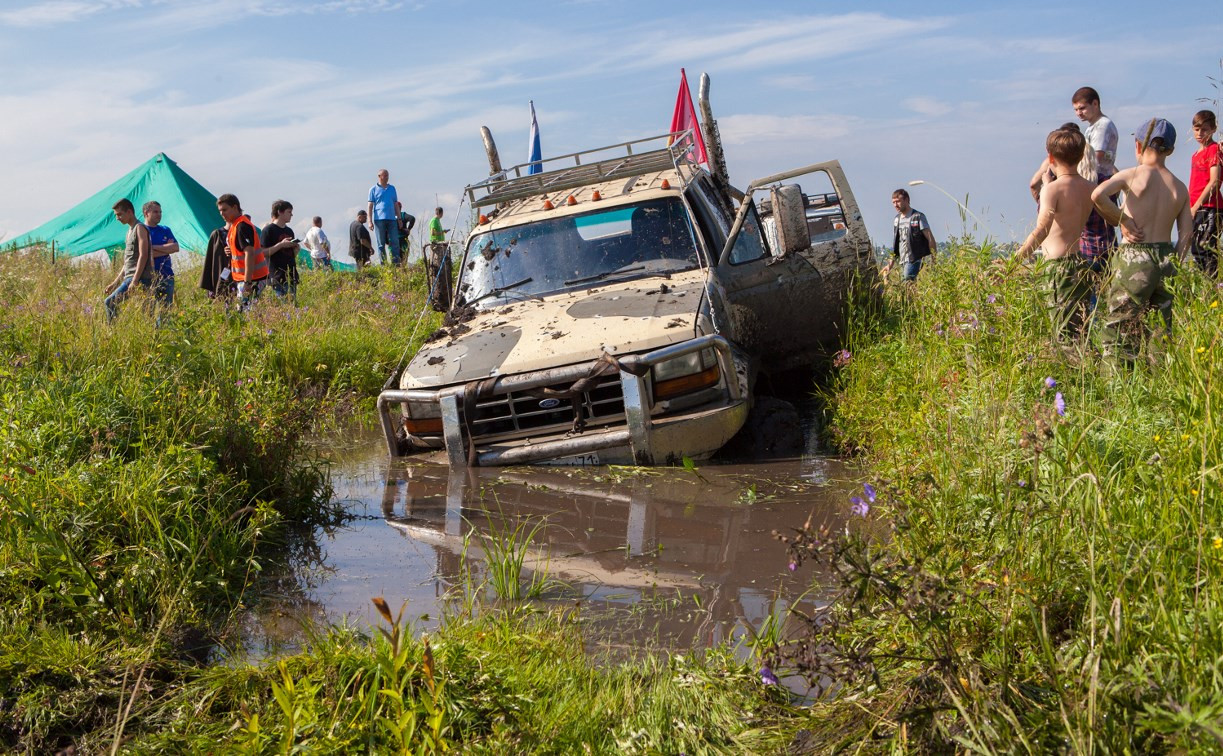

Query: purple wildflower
[1018,480,1027,488]
[788,561,797,572]
[1054,392,1066,417]
[850,496,869,517]
[863,483,876,503]
[832,349,852,368]
[1044,376,1056,389]
[986,294,997,304]
[760,666,779,686]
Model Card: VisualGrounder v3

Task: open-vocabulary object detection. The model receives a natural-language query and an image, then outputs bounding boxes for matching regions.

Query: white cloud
[903,97,953,117]
[718,113,862,145]
[0,0,137,27]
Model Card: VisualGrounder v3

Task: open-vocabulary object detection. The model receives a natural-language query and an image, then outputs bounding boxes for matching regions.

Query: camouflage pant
[1097,243,1175,362]
[1037,255,1091,339]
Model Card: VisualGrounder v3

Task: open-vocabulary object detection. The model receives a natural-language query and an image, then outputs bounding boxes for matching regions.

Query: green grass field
[9,242,1220,752]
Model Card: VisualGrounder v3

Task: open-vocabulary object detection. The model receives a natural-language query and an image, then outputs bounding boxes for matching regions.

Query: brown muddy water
[235,422,859,664]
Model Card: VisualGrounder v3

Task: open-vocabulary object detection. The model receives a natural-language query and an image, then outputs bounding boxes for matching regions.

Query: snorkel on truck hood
[401,270,707,389]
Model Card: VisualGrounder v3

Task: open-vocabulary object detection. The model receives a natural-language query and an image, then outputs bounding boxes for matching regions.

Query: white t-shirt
[303,226,330,259]
[1086,116,1119,177]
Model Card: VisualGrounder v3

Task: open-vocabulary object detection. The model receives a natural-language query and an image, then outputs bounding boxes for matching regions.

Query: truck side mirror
[770,184,810,257]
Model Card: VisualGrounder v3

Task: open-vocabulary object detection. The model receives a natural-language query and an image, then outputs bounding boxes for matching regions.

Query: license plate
[551,452,600,466]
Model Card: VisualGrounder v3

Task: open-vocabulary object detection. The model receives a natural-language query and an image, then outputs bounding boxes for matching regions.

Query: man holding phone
[262,199,301,299]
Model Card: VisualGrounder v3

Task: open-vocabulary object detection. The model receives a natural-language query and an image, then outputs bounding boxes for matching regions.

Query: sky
[1,0,1221,262]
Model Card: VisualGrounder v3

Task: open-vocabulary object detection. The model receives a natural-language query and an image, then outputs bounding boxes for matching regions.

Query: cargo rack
[465,130,701,209]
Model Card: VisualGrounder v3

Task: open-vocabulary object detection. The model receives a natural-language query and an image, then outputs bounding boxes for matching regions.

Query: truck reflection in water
[379,452,854,654]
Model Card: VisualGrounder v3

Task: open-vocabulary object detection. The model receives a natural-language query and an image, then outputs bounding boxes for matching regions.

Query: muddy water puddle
[238,425,859,662]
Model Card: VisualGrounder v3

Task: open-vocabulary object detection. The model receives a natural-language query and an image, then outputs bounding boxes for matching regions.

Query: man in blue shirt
[143,200,179,307]
[367,168,402,265]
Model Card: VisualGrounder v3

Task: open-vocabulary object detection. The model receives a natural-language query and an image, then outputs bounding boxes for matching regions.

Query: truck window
[803,171,848,244]
[458,197,701,307]
[728,203,770,265]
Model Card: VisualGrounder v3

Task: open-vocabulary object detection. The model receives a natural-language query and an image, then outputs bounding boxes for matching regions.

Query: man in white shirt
[302,216,332,271]
[1073,86,1119,178]
[1072,85,1120,268]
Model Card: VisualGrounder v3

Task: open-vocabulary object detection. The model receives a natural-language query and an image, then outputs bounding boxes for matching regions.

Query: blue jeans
[374,219,400,265]
[902,259,923,281]
[153,273,174,307]
[104,276,149,321]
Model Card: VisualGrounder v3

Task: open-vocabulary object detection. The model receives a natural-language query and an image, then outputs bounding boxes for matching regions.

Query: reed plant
[788,242,1223,751]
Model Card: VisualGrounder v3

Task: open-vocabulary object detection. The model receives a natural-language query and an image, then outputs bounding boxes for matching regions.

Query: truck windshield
[457,197,700,307]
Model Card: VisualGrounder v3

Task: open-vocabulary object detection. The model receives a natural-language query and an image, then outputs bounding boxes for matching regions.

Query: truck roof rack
[465,131,700,209]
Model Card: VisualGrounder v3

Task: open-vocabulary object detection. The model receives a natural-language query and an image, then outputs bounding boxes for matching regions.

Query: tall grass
[791,242,1223,751]
[0,252,438,751]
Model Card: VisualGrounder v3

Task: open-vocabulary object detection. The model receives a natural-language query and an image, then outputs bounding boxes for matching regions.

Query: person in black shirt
[262,199,301,298]
[350,209,373,269]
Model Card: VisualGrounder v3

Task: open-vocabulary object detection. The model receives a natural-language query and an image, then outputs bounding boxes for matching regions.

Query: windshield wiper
[467,277,534,306]
[563,265,646,286]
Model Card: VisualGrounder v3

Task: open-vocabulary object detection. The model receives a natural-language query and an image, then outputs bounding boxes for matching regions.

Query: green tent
[8,152,222,258]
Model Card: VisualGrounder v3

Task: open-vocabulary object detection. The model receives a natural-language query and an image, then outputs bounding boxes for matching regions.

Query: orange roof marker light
[478,214,490,225]
[566,195,578,206]
[542,199,554,210]
[591,190,601,201]
[660,179,671,190]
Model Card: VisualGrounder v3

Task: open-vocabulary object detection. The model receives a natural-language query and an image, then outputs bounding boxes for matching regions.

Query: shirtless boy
[1016,128,1097,337]
[1091,118,1192,362]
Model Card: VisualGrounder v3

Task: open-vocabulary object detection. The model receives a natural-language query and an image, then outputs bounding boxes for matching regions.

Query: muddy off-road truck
[378,75,873,466]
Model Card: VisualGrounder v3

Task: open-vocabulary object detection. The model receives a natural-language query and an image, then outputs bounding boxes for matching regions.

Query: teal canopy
[8,153,221,257]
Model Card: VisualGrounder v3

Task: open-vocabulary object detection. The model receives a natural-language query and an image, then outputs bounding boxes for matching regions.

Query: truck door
[715,160,872,373]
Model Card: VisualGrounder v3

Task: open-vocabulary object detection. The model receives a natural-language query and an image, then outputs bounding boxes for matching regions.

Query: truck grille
[463,374,627,441]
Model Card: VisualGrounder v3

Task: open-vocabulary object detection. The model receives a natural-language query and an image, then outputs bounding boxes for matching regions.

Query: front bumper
[377,334,746,466]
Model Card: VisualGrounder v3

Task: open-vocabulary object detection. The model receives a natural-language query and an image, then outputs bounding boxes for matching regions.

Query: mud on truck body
[378,77,873,467]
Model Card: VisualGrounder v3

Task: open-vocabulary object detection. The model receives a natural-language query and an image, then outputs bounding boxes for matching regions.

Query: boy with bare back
[1091,118,1192,363]
[1016,128,1097,338]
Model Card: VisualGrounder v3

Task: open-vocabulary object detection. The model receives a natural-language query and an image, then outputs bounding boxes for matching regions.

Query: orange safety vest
[228,215,268,282]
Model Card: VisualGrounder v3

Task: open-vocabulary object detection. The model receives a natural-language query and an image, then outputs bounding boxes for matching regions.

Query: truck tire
[720,396,803,460]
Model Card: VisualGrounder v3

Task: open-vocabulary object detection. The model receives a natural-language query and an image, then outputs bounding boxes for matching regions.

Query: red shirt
[1190,142,1222,209]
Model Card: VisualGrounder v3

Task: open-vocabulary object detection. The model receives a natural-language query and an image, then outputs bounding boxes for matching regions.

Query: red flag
[668,68,707,165]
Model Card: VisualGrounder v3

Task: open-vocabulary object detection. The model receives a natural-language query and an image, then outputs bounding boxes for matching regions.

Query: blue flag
[528,100,542,175]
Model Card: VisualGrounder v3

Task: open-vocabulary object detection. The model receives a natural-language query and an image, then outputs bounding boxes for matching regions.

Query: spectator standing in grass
[143,200,178,309]
[302,215,332,271]
[1073,86,1120,284]
[1092,118,1192,364]
[368,169,401,265]
[881,189,935,282]
[217,193,268,309]
[103,198,152,320]
[350,209,373,269]
[1015,128,1097,339]
[262,199,301,298]
[1188,109,1222,276]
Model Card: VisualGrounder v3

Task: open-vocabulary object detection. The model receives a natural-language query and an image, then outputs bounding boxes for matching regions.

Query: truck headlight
[652,347,721,400]
[404,401,442,435]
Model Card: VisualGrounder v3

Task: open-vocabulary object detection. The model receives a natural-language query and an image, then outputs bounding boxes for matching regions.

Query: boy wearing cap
[1015,128,1096,338]
[1091,118,1192,363]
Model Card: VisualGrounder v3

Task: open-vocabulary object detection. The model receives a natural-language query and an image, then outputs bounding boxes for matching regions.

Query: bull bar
[377,334,740,466]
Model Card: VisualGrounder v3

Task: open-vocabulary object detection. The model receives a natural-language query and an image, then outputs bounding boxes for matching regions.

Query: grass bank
[0,254,798,753]
[794,242,1223,751]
